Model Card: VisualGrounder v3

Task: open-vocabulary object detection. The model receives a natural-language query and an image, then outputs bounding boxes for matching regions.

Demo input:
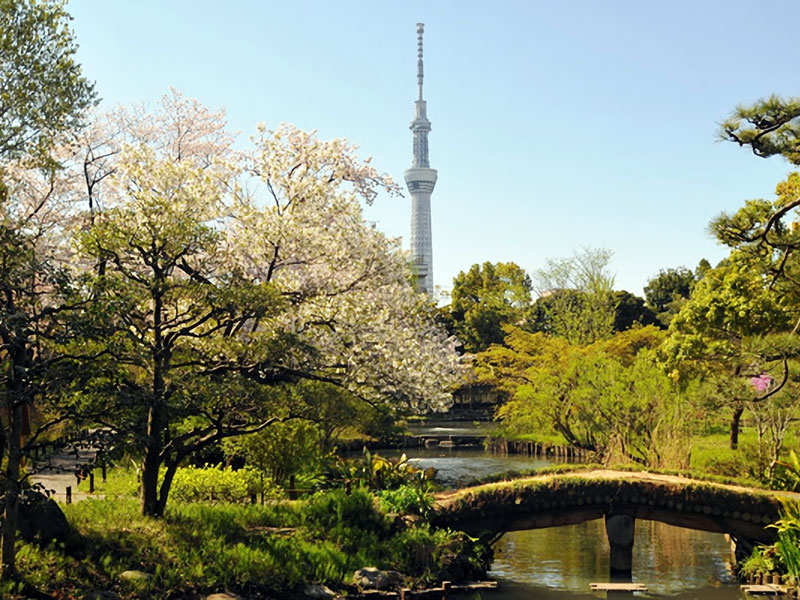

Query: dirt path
[31,444,104,503]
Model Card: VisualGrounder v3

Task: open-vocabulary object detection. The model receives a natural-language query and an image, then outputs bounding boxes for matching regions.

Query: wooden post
[66,486,72,504]
[89,471,95,494]
[102,459,107,483]
[400,589,412,600]
[441,581,451,600]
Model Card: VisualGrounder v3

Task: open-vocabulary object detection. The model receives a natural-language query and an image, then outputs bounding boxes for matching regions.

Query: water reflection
[406,420,495,436]
[483,520,737,599]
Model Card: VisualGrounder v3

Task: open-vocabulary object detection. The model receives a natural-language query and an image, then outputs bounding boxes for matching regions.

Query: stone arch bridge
[432,469,797,577]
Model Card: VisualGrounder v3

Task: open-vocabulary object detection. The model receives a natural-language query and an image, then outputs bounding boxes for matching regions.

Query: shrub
[323,449,436,491]
[170,465,276,503]
[378,485,434,517]
[389,525,491,583]
[740,546,782,578]
[303,488,390,555]
[225,420,323,489]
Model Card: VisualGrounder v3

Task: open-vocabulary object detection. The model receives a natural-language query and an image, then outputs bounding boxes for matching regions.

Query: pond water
[480,520,738,600]
[383,446,552,488]
[384,426,742,600]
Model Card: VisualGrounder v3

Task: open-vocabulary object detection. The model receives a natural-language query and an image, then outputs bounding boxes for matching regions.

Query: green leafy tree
[0,0,95,162]
[662,257,794,449]
[528,289,656,335]
[611,290,658,331]
[531,248,616,344]
[695,258,712,280]
[643,266,697,327]
[226,419,322,491]
[448,261,532,353]
[0,0,96,580]
[708,113,800,450]
[291,382,360,452]
[712,172,800,315]
[644,267,694,312]
[477,325,684,466]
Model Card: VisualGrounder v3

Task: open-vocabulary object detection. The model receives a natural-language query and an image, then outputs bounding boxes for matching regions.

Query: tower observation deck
[404,22,437,296]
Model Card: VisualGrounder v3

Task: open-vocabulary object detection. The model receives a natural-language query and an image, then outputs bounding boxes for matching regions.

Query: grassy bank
[489,425,800,486]
[4,488,490,599]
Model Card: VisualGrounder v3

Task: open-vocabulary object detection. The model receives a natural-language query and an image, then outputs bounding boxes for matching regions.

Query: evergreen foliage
[448,261,532,353]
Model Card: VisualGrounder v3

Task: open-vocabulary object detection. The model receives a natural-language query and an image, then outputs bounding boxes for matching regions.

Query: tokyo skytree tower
[404,23,437,296]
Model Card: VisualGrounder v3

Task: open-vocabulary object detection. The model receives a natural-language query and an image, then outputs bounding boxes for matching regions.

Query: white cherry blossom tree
[76,94,461,516]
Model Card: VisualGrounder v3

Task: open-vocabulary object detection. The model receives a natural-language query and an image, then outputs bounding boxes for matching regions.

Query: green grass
[9,498,346,598]
[76,465,139,497]
[690,429,800,482]
[8,488,488,599]
[485,424,800,489]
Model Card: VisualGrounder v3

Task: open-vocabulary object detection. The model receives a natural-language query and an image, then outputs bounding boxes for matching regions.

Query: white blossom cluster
[16,91,463,415]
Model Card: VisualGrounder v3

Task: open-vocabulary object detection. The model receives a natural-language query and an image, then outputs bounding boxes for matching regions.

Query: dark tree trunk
[155,460,180,517]
[141,403,165,517]
[1,403,22,581]
[1,333,27,581]
[141,290,168,517]
[730,405,744,450]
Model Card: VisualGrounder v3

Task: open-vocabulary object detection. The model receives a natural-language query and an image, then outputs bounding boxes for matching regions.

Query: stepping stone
[741,584,789,596]
[590,582,648,592]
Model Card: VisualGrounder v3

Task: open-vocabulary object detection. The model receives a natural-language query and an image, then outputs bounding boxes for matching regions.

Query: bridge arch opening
[489,518,737,592]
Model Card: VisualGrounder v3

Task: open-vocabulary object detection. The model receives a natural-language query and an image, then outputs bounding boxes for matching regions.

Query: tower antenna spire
[405,22,437,296]
[417,22,424,101]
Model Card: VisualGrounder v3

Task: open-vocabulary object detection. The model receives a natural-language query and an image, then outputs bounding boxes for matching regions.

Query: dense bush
[170,465,276,503]
[302,487,390,555]
[224,420,323,489]
[378,485,435,517]
[389,524,492,585]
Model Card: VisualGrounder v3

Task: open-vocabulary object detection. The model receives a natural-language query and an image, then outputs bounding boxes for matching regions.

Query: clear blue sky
[67,0,799,299]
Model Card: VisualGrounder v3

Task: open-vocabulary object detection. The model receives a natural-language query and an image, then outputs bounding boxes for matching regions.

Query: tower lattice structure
[404,22,437,296]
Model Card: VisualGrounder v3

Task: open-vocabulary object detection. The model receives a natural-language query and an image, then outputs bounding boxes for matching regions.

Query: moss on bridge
[432,469,794,544]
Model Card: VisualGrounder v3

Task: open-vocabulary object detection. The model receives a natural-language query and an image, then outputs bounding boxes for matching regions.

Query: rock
[352,567,403,590]
[1,489,71,544]
[303,583,335,598]
[119,570,151,587]
[206,593,244,600]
